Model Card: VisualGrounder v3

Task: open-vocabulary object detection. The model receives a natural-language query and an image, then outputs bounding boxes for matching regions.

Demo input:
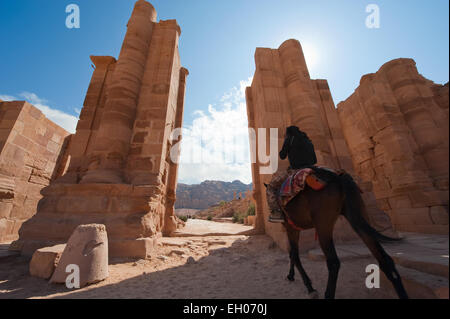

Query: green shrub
[219,200,226,207]
[179,215,188,222]
[232,211,245,224]
[207,215,213,221]
[247,203,256,216]
[231,203,256,224]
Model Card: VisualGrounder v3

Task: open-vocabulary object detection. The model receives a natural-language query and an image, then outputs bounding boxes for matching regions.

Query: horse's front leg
[286,226,318,298]
[286,225,299,282]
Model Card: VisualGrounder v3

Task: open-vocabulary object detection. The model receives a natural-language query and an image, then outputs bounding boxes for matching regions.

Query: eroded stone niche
[11,0,188,258]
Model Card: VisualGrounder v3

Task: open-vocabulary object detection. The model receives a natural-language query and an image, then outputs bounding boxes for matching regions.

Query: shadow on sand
[0,235,396,299]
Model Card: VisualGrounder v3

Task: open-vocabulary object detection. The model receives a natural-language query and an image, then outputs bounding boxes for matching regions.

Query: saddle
[278,166,341,208]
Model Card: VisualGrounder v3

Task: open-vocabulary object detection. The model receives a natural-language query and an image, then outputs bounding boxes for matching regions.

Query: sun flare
[301,42,319,69]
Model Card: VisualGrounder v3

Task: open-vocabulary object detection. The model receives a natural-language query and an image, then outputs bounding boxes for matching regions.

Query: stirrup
[268,210,285,223]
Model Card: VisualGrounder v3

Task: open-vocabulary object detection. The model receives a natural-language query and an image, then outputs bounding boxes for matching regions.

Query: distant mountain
[175,180,252,209]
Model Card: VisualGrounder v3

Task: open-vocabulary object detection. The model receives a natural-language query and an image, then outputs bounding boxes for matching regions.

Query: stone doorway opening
[172,175,259,237]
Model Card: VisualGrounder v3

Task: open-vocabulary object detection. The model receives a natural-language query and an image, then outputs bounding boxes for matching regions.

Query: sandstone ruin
[29,244,65,279]
[50,224,109,287]
[0,101,70,242]
[338,59,449,234]
[8,0,189,258]
[0,1,447,259]
[246,39,400,250]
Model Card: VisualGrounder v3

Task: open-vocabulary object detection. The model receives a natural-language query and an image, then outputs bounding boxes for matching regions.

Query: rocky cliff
[175,180,252,209]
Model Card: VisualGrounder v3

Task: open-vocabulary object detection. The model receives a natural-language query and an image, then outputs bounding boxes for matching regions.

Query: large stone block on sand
[29,244,66,279]
[50,224,108,287]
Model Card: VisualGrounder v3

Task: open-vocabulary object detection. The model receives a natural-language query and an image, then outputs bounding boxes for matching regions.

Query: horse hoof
[286,275,295,282]
[308,290,319,299]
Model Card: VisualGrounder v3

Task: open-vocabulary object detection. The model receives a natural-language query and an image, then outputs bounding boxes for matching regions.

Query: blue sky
[1,0,449,184]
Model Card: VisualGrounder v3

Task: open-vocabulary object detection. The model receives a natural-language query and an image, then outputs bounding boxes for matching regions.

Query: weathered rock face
[175,180,252,209]
[11,0,188,257]
[195,194,254,220]
[0,101,70,242]
[246,39,397,250]
[50,224,108,287]
[337,59,449,234]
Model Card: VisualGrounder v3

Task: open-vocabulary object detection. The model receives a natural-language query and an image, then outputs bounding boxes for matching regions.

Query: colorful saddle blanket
[278,167,329,208]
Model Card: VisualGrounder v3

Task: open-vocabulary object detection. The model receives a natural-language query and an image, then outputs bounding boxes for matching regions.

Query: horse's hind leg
[287,246,295,282]
[357,232,408,299]
[317,230,341,299]
[286,226,317,297]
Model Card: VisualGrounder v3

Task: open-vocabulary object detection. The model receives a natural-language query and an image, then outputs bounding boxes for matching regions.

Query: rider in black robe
[267,126,318,222]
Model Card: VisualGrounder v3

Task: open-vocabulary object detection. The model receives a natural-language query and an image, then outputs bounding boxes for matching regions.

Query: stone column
[339,73,432,234]
[163,67,188,236]
[125,20,182,186]
[338,59,448,234]
[247,46,294,246]
[81,0,157,184]
[11,1,190,258]
[60,56,116,184]
[313,80,353,171]
[277,40,332,165]
[246,87,265,234]
[382,59,449,190]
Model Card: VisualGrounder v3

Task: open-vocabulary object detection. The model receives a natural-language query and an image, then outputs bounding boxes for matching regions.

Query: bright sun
[301,42,319,69]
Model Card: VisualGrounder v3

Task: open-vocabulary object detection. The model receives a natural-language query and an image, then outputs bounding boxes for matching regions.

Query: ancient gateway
[247,40,448,250]
[0,0,448,257]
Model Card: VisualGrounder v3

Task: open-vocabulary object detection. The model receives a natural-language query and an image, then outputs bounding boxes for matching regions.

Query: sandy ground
[0,232,398,299]
[172,219,254,237]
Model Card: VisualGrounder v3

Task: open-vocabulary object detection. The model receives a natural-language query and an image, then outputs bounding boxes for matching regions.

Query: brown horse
[265,170,408,299]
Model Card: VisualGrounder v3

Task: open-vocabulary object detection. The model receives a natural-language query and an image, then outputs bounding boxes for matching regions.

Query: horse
[265,170,408,299]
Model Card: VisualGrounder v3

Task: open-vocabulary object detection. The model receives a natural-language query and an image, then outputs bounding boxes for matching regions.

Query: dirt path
[0,234,396,299]
[172,219,253,237]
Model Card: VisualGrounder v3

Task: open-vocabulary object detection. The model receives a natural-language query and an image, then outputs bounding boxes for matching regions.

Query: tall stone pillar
[12,1,188,258]
[60,56,117,183]
[245,87,265,234]
[278,40,335,167]
[313,80,353,172]
[338,58,448,234]
[163,67,189,236]
[246,45,294,249]
[125,19,183,186]
[81,0,157,184]
[381,59,449,190]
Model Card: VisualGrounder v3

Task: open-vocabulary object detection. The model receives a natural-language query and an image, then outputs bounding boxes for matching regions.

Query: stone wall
[246,39,396,251]
[0,101,70,242]
[11,0,188,257]
[337,59,449,234]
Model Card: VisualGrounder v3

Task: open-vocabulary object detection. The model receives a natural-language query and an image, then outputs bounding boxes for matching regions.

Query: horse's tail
[339,173,400,242]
